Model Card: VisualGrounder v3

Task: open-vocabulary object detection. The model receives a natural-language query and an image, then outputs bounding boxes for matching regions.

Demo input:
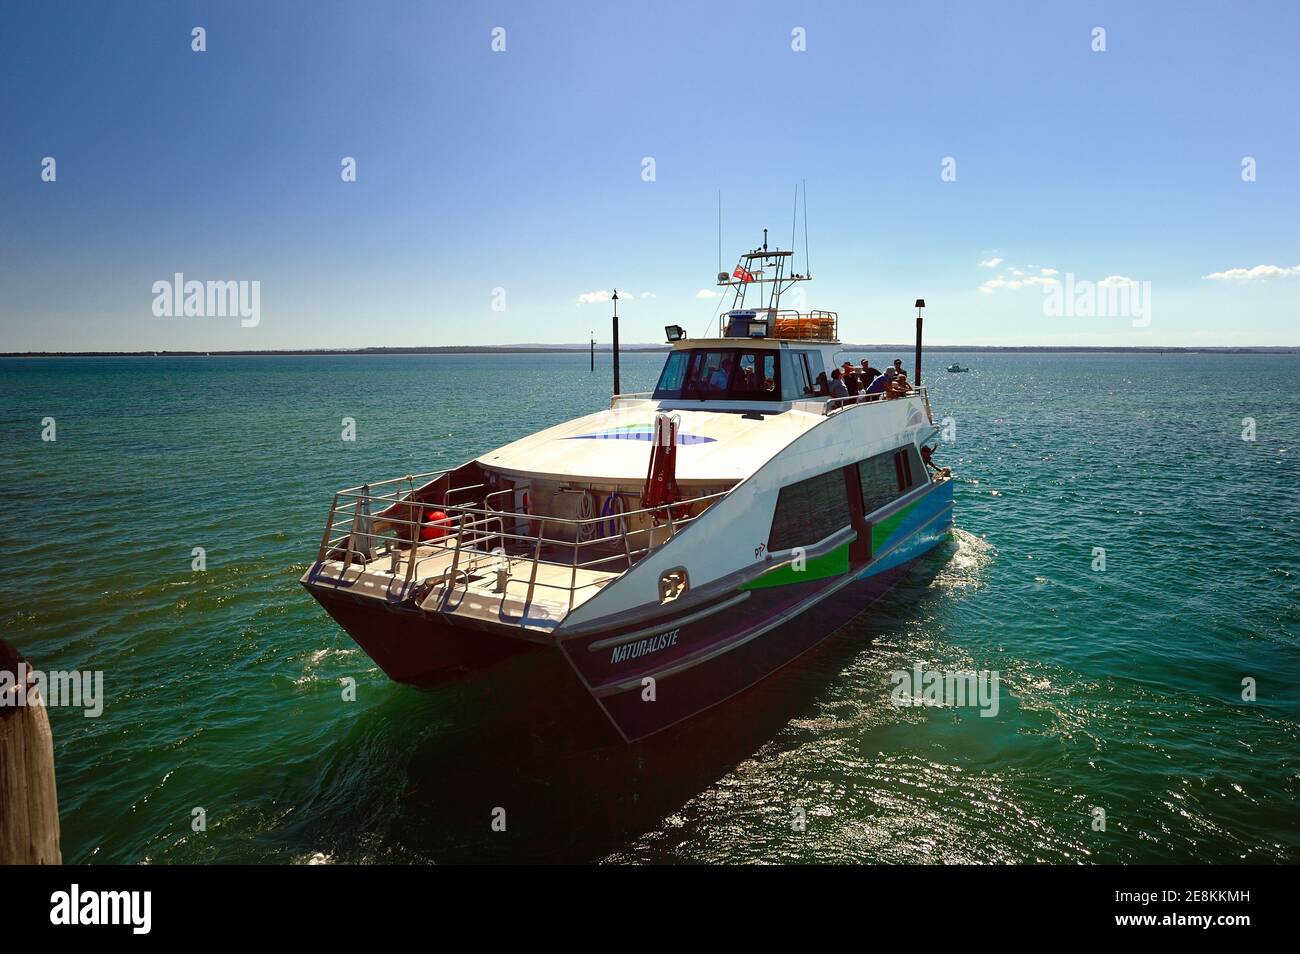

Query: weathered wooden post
[0,640,62,864]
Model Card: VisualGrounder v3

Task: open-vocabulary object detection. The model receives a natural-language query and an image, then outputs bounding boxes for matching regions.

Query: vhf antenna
[803,179,810,277]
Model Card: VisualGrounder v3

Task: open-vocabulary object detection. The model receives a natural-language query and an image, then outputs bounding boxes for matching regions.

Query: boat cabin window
[858,446,925,516]
[654,349,780,401]
[768,467,853,552]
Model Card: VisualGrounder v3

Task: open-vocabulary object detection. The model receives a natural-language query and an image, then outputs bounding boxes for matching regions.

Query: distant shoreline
[2,344,1297,357]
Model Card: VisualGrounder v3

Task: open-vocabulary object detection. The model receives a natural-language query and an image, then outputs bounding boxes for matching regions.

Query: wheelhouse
[652,342,835,403]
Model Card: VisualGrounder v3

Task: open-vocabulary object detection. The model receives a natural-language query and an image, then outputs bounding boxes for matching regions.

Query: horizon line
[3,344,1299,358]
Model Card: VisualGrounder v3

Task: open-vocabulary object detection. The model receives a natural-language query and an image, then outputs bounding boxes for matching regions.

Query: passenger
[860,358,880,384]
[921,445,952,479]
[887,369,913,398]
[814,371,830,396]
[708,360,730,391]
[892,358,905,378]
[862,367,891,398]
[829,368,850,399]
[841,361,862,396]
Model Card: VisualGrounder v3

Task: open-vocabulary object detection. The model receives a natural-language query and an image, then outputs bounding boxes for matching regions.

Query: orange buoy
[420,509,451,541]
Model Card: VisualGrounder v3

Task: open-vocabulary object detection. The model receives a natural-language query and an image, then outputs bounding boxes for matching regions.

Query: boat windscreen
[654,349,780,401]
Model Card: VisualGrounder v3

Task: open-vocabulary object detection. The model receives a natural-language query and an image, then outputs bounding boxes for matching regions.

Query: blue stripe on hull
[861,478,955,578]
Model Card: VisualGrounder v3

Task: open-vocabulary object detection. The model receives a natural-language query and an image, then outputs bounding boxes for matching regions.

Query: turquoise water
[2,352,1297,864]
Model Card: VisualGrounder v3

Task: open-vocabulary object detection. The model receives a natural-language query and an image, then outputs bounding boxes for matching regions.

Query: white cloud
[979,257,1004,268]
[1202,264,1300,281]
[1098,275,1136,288]
[1039,268,1058,276]
[577,289,643,304]
[695,288,722,299]
[979,273,1061,294]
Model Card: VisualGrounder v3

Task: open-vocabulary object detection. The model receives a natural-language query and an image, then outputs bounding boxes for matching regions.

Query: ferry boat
[301,235,955,742]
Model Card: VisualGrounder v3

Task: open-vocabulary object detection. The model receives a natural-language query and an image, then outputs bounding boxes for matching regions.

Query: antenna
[791,184,798,264]
[717,190,722,275]
[802,179,810,277]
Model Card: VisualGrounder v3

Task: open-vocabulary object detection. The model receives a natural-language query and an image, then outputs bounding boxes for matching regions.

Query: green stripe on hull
[871,498,920,553]
[742,542,851,590]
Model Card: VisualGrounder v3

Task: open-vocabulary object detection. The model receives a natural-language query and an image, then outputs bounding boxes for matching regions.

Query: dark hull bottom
[311,595,541,686]
[308,535,949,743]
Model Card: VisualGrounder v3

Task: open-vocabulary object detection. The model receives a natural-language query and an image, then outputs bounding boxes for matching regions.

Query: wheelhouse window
[781,351,811,400]
[781,349,830,399]
[653,349,780,401]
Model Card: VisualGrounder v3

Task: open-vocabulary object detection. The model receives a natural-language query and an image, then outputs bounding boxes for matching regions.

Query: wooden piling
[0,640,62,864]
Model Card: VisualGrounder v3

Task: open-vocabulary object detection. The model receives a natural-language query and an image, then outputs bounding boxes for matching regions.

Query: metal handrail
[610,391,654,407]
[315,482,729,608]
[824,385,929,418]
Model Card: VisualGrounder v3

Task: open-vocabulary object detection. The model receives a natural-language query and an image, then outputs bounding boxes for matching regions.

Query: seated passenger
[708,361,730,391]
[814,371,830,396]
[829,368,850,398]
[887,369,913,398]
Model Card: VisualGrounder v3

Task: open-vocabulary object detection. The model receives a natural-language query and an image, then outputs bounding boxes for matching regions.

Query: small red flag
[732,265,755,283]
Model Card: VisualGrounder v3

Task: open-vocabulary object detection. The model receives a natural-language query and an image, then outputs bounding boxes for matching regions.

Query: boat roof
[475,403,822,484]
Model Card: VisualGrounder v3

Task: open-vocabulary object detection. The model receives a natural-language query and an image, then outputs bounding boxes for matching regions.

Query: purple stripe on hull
[562,576,828,689]
[564,555,924,742]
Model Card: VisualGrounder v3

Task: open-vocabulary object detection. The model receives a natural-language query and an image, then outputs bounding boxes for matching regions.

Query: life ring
[600,492,629,539]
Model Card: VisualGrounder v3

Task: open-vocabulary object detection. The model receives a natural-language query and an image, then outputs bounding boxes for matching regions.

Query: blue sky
[2,0,1297,350]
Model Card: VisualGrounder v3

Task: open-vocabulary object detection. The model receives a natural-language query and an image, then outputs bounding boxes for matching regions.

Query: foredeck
[306,543,620,633]
[304,475,727,634]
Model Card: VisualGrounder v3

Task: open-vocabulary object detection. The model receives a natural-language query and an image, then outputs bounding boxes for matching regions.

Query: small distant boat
[946,363,971,373]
